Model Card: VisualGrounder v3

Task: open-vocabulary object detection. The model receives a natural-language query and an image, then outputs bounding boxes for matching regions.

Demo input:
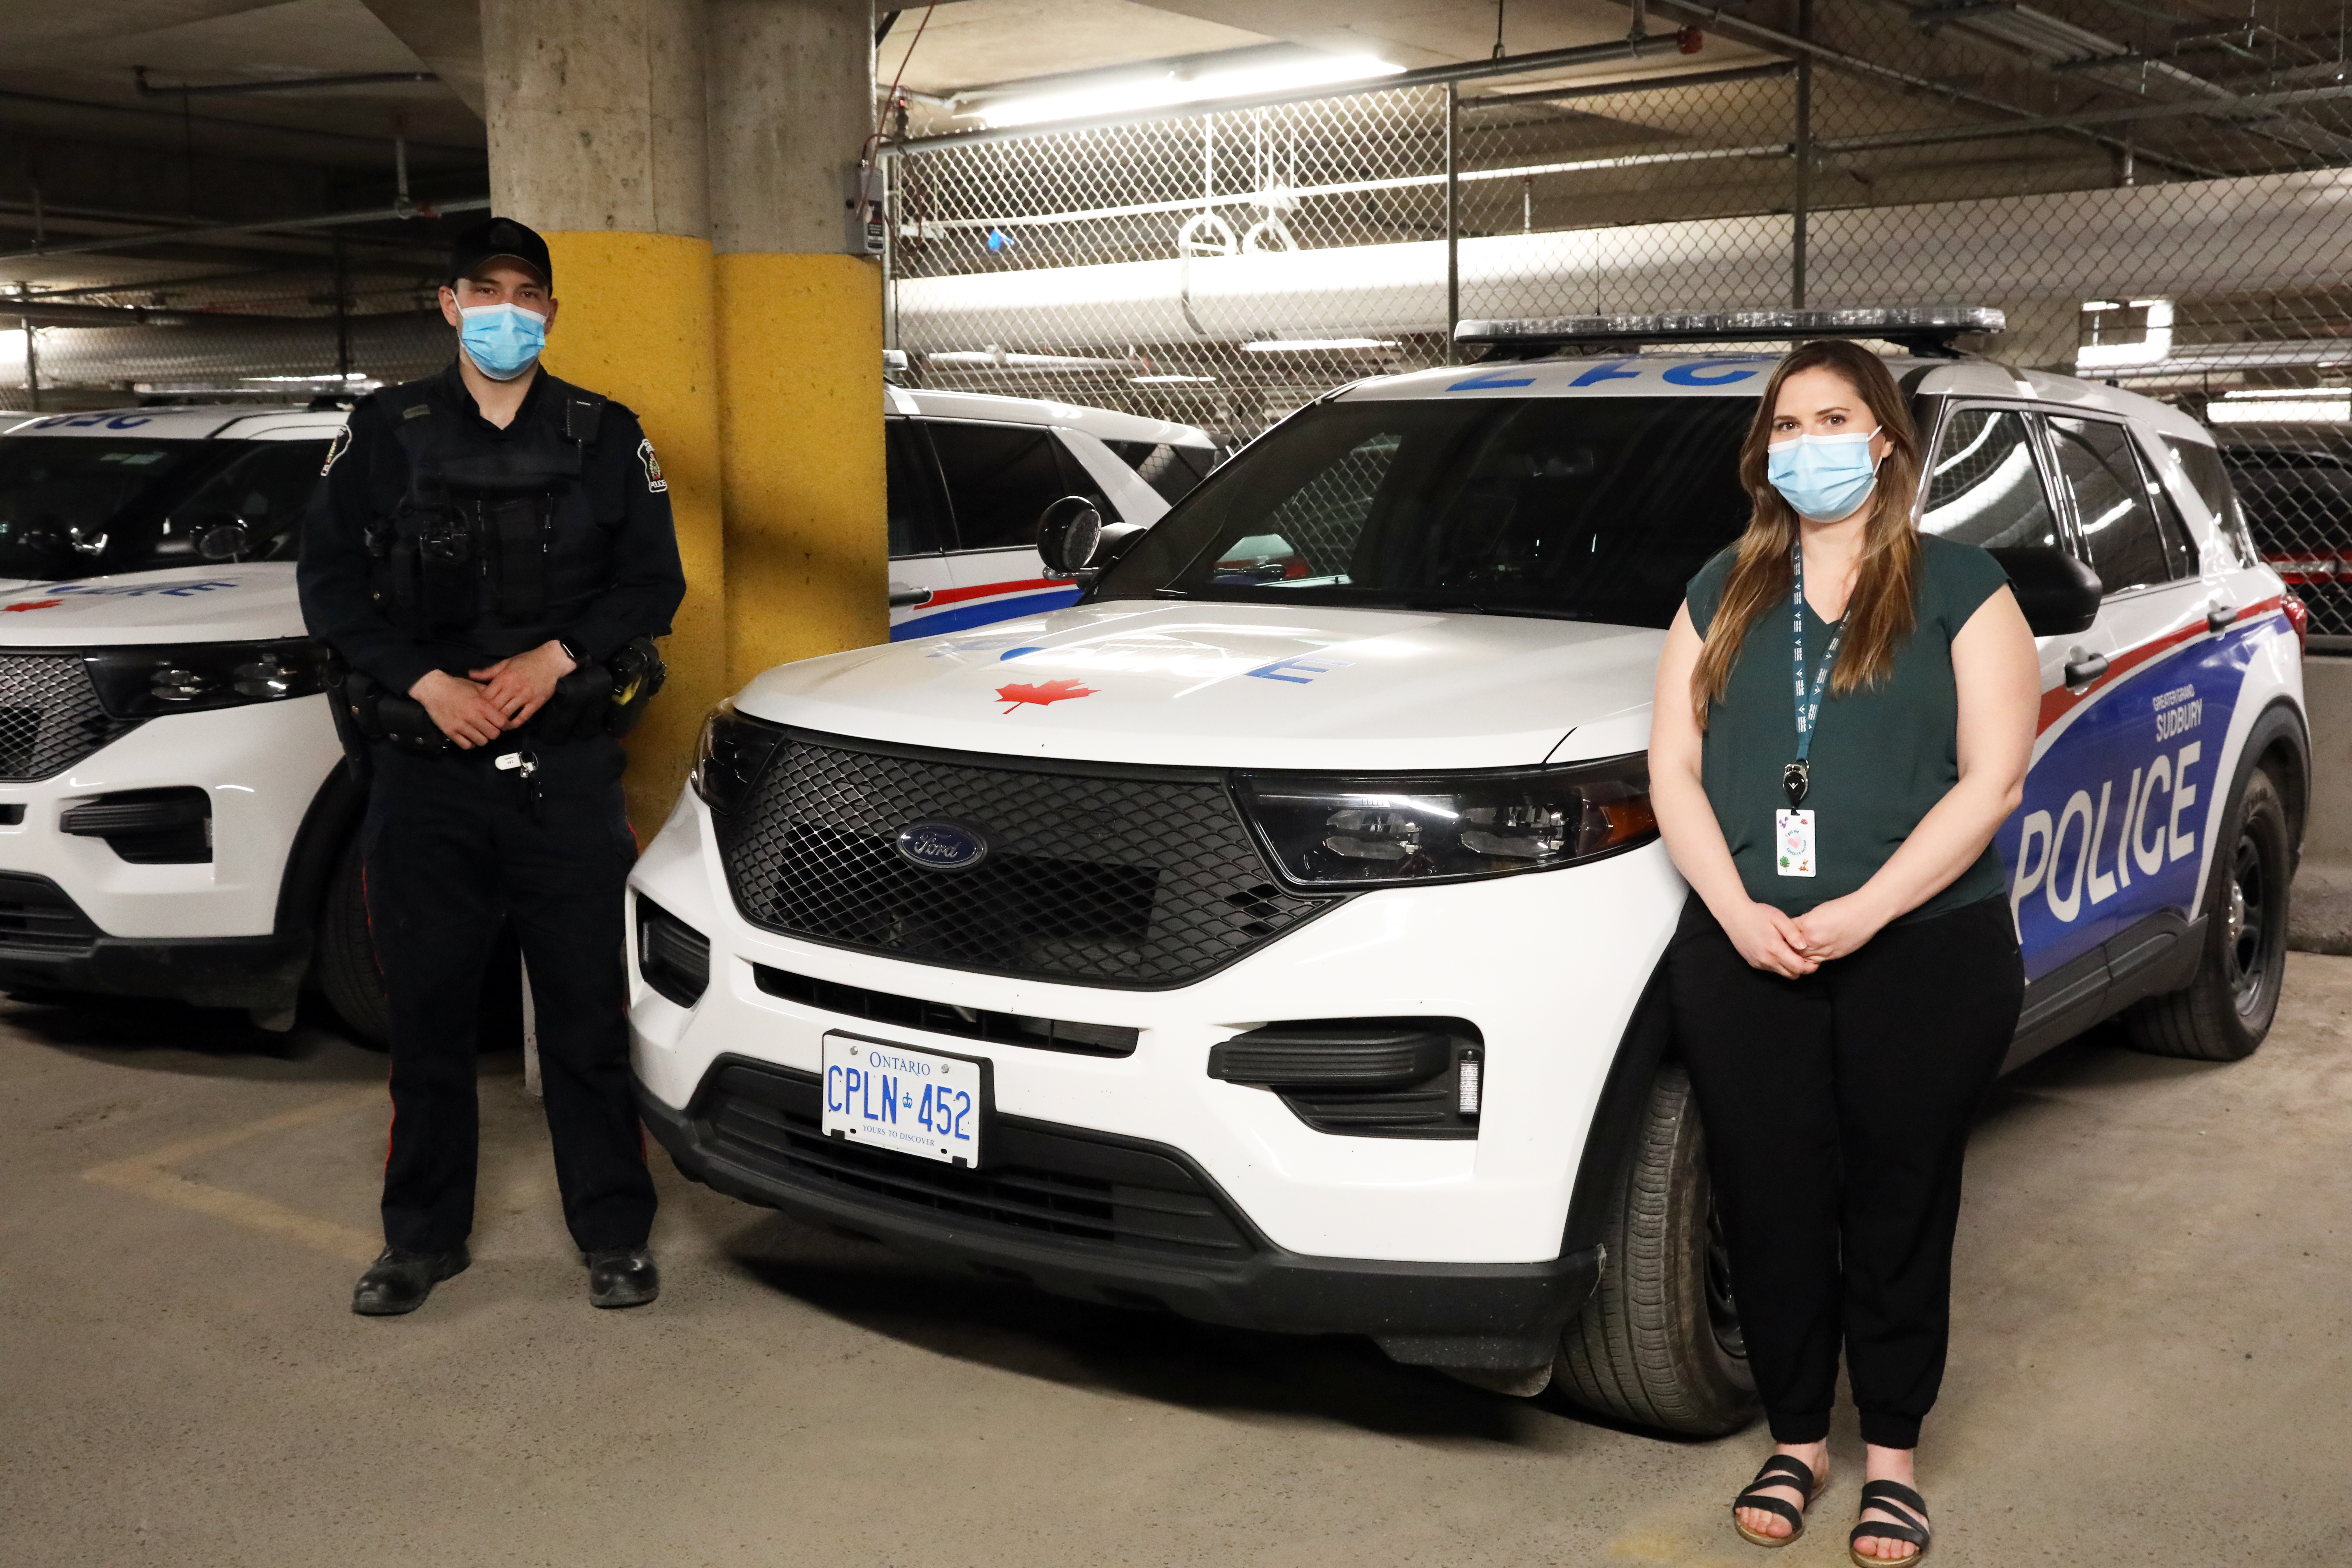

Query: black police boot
[351,1245,471,1316]
[585,1246,659,1309]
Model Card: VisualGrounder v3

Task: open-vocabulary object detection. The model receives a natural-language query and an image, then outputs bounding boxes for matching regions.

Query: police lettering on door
[2001,628,2256,979]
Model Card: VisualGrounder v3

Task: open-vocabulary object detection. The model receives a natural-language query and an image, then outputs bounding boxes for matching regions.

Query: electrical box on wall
[845,164,887,257]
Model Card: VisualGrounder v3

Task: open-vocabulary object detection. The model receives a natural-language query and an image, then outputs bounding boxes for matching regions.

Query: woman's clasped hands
[1720,891,1896,976]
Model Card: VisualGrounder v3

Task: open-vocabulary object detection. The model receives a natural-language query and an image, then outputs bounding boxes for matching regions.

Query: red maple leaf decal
[2,600,62,613]
[995,678,1096,712]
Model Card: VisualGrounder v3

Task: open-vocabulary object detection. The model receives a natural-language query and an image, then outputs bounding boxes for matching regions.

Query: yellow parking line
[80,1085,385,1264]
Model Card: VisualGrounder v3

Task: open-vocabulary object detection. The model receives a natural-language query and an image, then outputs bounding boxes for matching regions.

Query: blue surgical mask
[1767,427,1883,522]
[458,301,547,381]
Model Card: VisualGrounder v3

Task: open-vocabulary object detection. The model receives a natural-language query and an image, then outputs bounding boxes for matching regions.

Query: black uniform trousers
[1668,894,2022,1450]
[364,733,656,1255]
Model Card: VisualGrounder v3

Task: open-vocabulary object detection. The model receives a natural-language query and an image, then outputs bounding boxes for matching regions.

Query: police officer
[300,217,686,1316]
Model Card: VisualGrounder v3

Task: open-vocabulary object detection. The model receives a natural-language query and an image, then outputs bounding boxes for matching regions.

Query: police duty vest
[365,374,617,646]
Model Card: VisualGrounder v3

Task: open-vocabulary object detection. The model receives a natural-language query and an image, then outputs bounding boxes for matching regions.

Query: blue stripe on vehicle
[888,588,1082,640]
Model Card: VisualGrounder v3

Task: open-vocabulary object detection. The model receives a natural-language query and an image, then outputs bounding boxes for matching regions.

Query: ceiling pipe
[887,28,1702,154]
[0,196,490,268]
[134,67,440,98]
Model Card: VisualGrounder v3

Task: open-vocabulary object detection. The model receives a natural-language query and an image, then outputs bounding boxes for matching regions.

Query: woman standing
[1648,340,2040,1564]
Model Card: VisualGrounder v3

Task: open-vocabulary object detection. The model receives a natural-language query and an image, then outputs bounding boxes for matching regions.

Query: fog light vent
[637,897,711,1007]
[58,786,211,864]
[1209,1017,1482,1140]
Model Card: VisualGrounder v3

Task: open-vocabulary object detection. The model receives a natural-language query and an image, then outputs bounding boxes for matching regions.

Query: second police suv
[630,308,2306,1434]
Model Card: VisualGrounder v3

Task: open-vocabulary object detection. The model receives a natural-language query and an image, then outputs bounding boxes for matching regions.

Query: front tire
[318,837,390,1050]
[1554,1063,1757,1437]
[2124,769,2289,1062]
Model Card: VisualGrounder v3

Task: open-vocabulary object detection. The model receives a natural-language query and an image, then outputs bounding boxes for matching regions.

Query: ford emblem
[895,819,990,872]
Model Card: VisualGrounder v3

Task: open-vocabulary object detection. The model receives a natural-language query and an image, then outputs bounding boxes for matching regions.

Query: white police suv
[0,387,1208,1041]
[0,405,365,1032]
[883,383,1217,639]
[634,308,2296,1433]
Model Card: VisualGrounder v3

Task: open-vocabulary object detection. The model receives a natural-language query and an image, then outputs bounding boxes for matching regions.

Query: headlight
[692,700,788,815]
[1235,754,1656,889]
[83,639,331,719]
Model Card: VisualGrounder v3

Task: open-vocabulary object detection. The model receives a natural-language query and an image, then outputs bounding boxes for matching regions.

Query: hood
[733,599,1662,771]
[0,564,307,646]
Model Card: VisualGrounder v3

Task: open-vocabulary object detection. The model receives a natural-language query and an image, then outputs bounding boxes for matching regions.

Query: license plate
[820,1032,989,1166]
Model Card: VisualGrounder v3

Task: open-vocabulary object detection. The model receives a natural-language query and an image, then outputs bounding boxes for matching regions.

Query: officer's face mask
[458,301,548,381]
[1766,426,1884,523]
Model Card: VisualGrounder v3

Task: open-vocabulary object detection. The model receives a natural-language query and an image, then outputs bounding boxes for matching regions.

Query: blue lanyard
[1786,542,1842,808]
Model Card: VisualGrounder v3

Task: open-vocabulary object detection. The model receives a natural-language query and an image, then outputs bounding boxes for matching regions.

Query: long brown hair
[1689,339,1924,729]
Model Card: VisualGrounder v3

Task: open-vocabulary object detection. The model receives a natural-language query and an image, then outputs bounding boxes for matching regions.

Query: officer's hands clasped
[407,669,510,749]
[471,640,579,729]
[406,639,581,747]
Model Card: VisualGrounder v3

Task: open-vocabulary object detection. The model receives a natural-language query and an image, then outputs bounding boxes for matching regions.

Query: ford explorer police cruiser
[0,388,1210,1040]
[635,307,2306,1436]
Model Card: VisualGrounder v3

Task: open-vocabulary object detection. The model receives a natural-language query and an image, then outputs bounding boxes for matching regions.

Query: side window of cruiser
[2047,413,2194,594]
[1920,406,2060,550]
[885,419,950,557]
[926,421,1102,552]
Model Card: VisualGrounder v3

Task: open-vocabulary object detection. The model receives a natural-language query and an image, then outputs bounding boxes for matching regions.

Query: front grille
[754,963,1138,1057]
[701,1059,1255,1262]
[717,729,1336,988]
[0,872,101,954]
[0,654,140,780]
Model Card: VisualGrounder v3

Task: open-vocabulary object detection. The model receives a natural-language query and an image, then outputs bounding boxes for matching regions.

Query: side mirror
[1036,495,1104,579]
[1988,545,2102,637]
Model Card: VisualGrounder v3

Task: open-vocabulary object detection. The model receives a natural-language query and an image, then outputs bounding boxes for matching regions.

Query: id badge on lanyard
[1781,543,1840,879]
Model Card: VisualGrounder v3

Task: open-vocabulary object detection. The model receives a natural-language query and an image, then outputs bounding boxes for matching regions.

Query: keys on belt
[494,748,541,818]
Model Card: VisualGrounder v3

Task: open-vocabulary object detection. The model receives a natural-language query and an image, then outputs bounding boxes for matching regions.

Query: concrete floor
[4,962,2347,1568]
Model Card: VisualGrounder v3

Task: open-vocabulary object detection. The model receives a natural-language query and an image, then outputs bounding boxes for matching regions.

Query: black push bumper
[639,1056,1599,1370]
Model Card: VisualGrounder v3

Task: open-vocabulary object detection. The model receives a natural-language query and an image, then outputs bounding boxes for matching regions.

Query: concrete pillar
[706,0,889,685]
[480,0,727,832]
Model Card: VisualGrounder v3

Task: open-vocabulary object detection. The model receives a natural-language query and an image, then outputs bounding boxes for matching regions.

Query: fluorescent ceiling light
[1242,337,1398,352]
[2210,398,2350,424]
[981,54,1404,128]
[2220,386,2347,398]
[1132,374,1216,383]
[2075,298,2173,371]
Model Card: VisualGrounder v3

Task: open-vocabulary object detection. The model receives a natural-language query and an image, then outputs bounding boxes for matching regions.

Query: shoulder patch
[320,425,354,476]
[401,403,433,421]
[637,436,667,493]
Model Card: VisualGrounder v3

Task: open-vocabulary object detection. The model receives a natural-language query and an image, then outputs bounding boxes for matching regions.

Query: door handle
[2064,651,2109,689]
[2207,603,2238,633]
[887,587,933,608]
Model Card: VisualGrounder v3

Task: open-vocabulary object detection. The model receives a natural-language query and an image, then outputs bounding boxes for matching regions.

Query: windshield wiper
[1397,596,1590,622]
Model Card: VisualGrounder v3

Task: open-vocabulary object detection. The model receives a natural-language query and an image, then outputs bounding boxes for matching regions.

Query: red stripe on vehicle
[2035,595,2285,737]
[912,577,1064,610]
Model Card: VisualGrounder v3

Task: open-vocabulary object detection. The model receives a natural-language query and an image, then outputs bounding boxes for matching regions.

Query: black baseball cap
[447,216,553,290]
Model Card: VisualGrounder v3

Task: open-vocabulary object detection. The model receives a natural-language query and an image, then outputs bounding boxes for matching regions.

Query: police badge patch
[320,425,353,476]
[637,437,667,493]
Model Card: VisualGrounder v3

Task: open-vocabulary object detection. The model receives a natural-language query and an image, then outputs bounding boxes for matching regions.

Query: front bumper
[639,1058,1601,1366]
[0,880,310,1010]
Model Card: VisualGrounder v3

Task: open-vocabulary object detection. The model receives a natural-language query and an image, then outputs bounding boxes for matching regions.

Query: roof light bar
[1455,306,2005,359]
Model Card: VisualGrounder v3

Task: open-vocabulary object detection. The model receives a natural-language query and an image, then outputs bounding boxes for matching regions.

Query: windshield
[1094,396,1756,627]
[0,435,331,580]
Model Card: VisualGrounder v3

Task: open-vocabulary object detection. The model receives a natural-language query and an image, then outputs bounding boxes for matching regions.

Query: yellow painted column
[714,254,887,680]
[481,0,725,834]
[538,232,725,831]
[707,0,888,687]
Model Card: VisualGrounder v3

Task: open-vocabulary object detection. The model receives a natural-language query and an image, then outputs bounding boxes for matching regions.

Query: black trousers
[1669,894,2022,1449]
[364,735,656,1255]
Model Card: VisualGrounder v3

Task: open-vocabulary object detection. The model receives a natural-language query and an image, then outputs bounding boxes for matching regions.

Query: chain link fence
[884,0,2352,639]
[5,257,449,416]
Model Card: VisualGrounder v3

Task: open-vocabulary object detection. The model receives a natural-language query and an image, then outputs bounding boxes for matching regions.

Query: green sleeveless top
[1684,533,2012,922]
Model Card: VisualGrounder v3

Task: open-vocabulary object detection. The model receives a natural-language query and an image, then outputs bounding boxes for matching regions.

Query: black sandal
[1731,1453,1827,1548]
[1848,1478,1932,1565]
